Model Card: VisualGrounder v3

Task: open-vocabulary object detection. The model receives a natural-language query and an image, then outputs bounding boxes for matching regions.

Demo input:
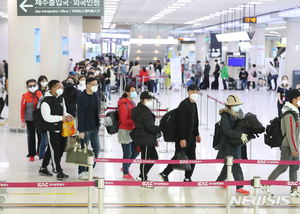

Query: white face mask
[56,88,63,96]
[41,82,48,87]
[95,71,100,76]
[282,80,288,85]
[190,93,198,101]
[80,81,86,86]
[232,106,240,112]
[297,101,300,108]
[145,100,153,109]
[29,86,37,93]
[87,67,91,70]
[91,86,98,93]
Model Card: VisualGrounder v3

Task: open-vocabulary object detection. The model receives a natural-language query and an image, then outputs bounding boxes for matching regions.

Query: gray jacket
[281,102,300,153]
[120,64,127,76]
[192,63,203,77]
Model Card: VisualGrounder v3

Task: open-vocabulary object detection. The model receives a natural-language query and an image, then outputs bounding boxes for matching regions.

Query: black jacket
[216,108,242,159]
[213,64,220,76]
[63,86,81,117]
[77,90,100,133]
[204,64,211,77]
[131,103,160,147]
[97,76,106,92]
[239,71,248,80]
[103,68,111,85]
[177,98,199,144]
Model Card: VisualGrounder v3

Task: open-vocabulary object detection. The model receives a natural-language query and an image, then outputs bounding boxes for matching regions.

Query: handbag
[65,138,94,167]
[171,150,192,171]
[61,120,76,137]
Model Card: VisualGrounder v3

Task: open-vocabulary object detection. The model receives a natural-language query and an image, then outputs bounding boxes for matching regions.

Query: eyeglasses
[28,85,37,88]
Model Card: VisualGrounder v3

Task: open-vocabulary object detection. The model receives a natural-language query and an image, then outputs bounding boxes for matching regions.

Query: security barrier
[203,95,226,130]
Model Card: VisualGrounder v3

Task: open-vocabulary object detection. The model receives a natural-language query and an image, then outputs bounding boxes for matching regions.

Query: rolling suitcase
[235,80,242,90]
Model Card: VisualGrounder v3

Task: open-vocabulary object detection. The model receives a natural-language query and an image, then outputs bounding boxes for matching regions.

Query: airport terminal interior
[1,0,300,213]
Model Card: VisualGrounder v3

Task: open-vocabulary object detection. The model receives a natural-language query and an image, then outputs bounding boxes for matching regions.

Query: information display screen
[228,57,245,67]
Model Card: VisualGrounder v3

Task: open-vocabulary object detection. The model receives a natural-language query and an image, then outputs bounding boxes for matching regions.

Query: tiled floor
[1,79,300,213]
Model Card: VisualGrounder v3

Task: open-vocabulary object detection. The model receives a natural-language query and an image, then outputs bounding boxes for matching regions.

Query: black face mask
[66,83,74,88]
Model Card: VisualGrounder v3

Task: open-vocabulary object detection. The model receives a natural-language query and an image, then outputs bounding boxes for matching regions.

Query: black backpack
[212,120,223,150]
[253,71,257,78]
[160,108,178,142]
[33,96,46,134]
[105,103,128,135]
[264,111,296,148]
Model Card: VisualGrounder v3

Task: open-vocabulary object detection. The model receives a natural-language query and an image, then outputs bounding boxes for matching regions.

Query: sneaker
[184,178,193,182]
[0,116,4,119]
[236,187,250,195]
[29,156,35,161]
[26,154,30,158]
[290,190,300,197]
[38,159,43,167]
[78,172,89,180]
[39,167,53,177]
[93,171,98,179]
[123,174,135,181]
[120,167,132,174]
[260,185,273,197]
[159,172,169,182]
[57,171,69,181]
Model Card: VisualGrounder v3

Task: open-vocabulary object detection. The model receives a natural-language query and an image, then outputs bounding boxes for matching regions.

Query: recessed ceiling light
[172,3,186,6]
[248,1,263,4]
[177,0,192,2]
[168,6,180,9]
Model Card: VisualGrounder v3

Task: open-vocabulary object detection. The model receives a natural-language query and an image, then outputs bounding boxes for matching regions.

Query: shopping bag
[171,150,192,171]
[66,138,94,167]
[61,120,76,137]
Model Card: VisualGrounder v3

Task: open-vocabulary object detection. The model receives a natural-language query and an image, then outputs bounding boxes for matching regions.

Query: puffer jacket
[130,103,160,147]
[118,97,135,130]
[21,90,42,123]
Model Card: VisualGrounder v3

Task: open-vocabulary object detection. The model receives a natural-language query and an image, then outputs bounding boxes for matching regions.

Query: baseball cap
[69,71,77,75]
[197,60,201,63]
[220,61,225,65]
[140,91,155,100]
[80,70,87,76]
[188,84,199,91]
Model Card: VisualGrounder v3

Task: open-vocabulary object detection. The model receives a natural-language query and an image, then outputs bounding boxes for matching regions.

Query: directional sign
[17,0,104,16]
[243,17,257,23]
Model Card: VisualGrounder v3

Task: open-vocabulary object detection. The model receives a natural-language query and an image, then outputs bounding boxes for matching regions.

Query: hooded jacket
[131,103,160,147]
[281,102,300,153]
[118,97,135,130]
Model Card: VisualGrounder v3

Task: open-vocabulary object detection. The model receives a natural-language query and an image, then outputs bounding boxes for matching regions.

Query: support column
[8,1,40,128]
[195,34,207,63]
[69,17,83,64]
[0,20,8,61]
[59,16,70,81]
[285,18,300,82]
[227,41,239,52]
[250,25,266,69]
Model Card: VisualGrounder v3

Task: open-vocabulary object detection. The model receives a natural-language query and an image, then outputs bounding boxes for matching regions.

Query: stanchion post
[226,156,233,214]
[97,178,105,214]
[215,99,218,124]
[120,75,123,96]
[203,95,210,130]
[200,93,203,125]
[252,176,261,214]
[250,140,253,160]
[88,156,94,214]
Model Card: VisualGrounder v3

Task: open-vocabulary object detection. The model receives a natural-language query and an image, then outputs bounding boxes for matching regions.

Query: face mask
[56,88,63,96]
[87,67,91,70]
[96,71,100,76]
[80,81,86,86]
[91,86,98,93]
[41,82,48,87]
[29,86,37,93]
[145,100,153,109]
[282,80,288,85]
[130,91,137,99]
[232,106,240,112]
[190,93,198,101]
[66,83,74,88]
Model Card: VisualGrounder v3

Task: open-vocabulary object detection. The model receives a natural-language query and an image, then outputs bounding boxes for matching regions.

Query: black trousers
[204,76,210,89]
[0,98,4,115]
[214,73,219,89]
[139,146,158,181]
[26,121,37,156]
[163,140,196,179]
[247,81,256,89]
[42,131,63,173]
[222,79,227,90]
[216,163,245,189]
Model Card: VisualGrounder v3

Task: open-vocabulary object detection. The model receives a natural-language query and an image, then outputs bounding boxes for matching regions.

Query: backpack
[212,120,223,150]
[253,71,257,78]
[264,111,296,148]
[33,96,46,134]
[105,103,128,135]
[159,109,178,142]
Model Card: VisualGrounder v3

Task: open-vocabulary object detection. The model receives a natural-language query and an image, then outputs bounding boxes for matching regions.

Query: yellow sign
[243,17,257,23]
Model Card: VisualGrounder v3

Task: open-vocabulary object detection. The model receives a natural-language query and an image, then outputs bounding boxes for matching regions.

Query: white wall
[69,17,83,63]
[174,43,195,59]
[0,20,8,61]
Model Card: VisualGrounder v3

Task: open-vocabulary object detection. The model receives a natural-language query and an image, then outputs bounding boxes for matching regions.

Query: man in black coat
[159,84,201,182]
[204,61,211,89]
[213,59,220,90]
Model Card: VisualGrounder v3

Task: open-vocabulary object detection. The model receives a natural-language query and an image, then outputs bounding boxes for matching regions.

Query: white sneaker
[290,190,300,197]
[78,172,89,180]
[260,185,273,197]
[93,171,98,179]
[38,159,43,167]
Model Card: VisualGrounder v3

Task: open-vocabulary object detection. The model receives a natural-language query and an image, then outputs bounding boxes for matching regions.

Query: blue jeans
[106,84,111,101]
[121,142,140,175]
[150,80,157,93]
[268,75,278,90]
[78,128,101,174]
[194,75,201,87]
[39,132,49,159]
[241,79,248,90]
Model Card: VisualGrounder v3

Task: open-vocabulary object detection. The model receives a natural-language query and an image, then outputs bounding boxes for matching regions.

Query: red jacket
[138,69,149,82]
[118,98,135,130]
[20,90,42,123]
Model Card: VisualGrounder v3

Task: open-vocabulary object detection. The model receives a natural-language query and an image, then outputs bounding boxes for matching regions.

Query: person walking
[77,77,101,180]
[159,84,201,182]
[39,80,72,180]
[277,76,292,117]
[204,61,211,89]
[118,84,140,181]
[220,62,228,90]
[215,94,250,194]
[261,89,300,197]
[267,62,279,91]
[131,91,161,188]
[247,64,257,91]
[213,59,220,90]
[21,79,43,161]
